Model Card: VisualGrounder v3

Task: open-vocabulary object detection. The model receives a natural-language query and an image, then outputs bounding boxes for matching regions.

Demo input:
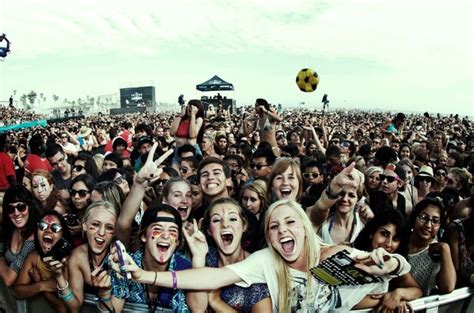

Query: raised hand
[136,142,173,184]
[182,219,209,260]
[108,246,144,282]
[43,256,67,278]
[328,162,364,195]
[91,267,112,295]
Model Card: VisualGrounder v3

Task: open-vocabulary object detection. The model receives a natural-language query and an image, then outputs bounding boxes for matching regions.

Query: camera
[46,238,73,261]
[65,213,80,227]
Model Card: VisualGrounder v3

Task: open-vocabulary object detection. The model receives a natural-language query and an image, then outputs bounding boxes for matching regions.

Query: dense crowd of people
[0,105,47,127]
[0,100,473,312]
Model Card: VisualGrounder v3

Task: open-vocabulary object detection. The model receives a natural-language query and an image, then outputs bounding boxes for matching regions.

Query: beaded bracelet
[57,281,69,291]
[58,288,74,302]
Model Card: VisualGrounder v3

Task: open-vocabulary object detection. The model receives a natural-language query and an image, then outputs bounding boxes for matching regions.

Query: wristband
[172,271,177,290]
[153,271,158,285]
[325,186,339,199]
[389,256,401,276]
[58,289,74,302]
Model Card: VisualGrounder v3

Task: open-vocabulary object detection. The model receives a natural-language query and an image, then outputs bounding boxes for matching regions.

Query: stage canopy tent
[196,75,234,92]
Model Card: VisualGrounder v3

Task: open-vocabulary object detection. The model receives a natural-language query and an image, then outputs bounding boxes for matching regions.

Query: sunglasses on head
[303,172,319,179]
[72,165,85,172]
[38,221,62,233]
[250,163,268,170]
[70,189,90,198]
[379,174,399,183]
[7,203,28,214]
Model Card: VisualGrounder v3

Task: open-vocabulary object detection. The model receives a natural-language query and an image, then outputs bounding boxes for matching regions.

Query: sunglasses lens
[8,203,27,213]
[38,221,48,231]
[51,224,62,233]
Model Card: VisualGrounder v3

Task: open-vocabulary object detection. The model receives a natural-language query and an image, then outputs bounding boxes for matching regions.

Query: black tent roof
[196,75,234,92]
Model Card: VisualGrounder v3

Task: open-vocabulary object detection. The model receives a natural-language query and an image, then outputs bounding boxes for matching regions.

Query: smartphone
[115,240,132,279]
[47,238,73,261]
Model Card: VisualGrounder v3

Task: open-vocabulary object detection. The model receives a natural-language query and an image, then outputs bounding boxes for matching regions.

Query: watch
[325,186,339,199]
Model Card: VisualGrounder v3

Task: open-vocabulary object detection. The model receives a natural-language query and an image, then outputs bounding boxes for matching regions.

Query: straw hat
[79,126,92,137]
[417,165,435,181]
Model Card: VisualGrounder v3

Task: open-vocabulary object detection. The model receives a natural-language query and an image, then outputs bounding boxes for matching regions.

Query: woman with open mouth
[0,185,37,287]
[110,198,412,312]
[47,201,118,312]
[200,198,272,312]
[109,204,205,312]
[268,158,303,203]
[12,210,72,313]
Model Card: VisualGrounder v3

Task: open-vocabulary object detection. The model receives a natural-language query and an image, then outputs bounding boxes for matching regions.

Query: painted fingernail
[378,262,384,269]
[119,265,125,271]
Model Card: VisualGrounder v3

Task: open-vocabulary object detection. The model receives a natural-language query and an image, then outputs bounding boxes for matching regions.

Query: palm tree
[27,91,37,110]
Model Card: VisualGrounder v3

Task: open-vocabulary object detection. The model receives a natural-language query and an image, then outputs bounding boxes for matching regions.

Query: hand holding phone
[115,240,132,279]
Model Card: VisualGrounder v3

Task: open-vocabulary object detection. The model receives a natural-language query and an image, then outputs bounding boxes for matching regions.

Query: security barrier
[1,281,473,313]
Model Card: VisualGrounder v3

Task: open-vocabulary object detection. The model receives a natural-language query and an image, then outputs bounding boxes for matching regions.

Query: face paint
[39,177,48,194]
[43,215,55,224]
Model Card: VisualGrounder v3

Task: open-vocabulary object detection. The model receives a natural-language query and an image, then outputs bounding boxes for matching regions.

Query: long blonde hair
[264,199,326,312]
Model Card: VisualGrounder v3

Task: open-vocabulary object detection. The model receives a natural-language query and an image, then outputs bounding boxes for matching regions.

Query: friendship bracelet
[153,271,158,285]
[172,271,177,290]
[57,281,69,291]
[58,289,74,302]
[100,296,112,303]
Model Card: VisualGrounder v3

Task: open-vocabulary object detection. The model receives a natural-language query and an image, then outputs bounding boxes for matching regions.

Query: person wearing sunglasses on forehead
[0,185,38,286]
[12,210,72,312]
[407,198,456,296]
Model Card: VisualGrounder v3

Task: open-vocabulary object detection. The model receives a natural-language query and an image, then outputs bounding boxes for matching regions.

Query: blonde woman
[110,199,411,312]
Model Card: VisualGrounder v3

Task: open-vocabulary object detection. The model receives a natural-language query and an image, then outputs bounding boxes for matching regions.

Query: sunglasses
[7,203,28,214]
[303,172,320,179]
[417,213,441,226]
[154,179,168,186]
[435,171,446,177]
[72,165,85,172]
[250,163,268,170]
[330,140,340,145]
[379,174,399,183]
[114,175,126,185]
[417,176,433,183]
[38,221,63,233]
[70,189,90,198]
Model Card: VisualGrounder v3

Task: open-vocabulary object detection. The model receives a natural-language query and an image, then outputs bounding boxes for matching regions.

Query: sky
[0,0,473,115]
